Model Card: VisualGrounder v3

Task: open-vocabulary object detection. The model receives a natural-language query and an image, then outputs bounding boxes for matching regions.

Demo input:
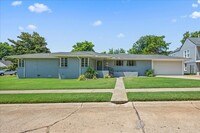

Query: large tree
[128,35,170,55]
[0,42,14,59]
[181,31,200,44]
[71,41,95,52]
[108,48,126,54]
[8,32,50,55]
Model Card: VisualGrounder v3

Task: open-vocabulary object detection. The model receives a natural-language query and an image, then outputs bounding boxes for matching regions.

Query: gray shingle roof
[170,47,181,54]
[109,53,185,60]
[188,38,200,45]
[171,37,200,54]
[0,60,12,66]
[52,51,109,57]
[6,51,185,60]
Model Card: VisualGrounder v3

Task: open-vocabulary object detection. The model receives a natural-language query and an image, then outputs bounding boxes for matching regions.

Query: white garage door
[153,61,183,75]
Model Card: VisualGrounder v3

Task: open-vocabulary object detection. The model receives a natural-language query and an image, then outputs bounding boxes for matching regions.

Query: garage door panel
[154,61,182,75]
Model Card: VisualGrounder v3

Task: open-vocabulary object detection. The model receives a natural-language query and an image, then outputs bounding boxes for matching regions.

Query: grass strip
[127,91,200,101]
[0,93,112,103]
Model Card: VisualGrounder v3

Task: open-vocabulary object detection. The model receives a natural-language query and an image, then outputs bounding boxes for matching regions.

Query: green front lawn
[127,92,200,101]
[0,76,116,90]
[0,93,112,103]
[124,77,200,89]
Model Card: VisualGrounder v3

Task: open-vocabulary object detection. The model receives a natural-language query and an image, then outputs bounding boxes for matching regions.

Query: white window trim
[127,60,136,66]
[18,59,24,67]
[60,58,68,67]
[115,60,123,66]
[187,50,190,58]
[183,50,190,58]
[81,58,89,67]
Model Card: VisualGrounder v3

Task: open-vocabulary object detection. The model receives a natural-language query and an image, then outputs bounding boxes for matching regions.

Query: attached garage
[153,60,183,75]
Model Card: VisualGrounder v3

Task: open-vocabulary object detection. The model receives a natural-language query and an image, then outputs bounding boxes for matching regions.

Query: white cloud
[27,25,37,30]
[18,26,24,31]
[198,0,200,4]
[11,1,22,6]
[93,20,102,26]
[190,11,200,19]
[28,3,51,13]
[171,19,177,23]
[117,33,125,38]
[192,3,198,8]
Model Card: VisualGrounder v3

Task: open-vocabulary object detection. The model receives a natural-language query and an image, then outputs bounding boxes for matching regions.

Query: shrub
[145,69,155,77]
[104,74,111,79]
[84,67,97,79]
[93,75,97,80]
[7,64,17,70]
[78,75,86,81]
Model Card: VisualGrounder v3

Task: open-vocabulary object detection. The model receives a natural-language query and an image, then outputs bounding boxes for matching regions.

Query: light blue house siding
[59,58,80,79]
[110,60,152,76]
[24,59,59,78]
[17,67,24,78]
[17,58,80,79]
[17,58,152,78]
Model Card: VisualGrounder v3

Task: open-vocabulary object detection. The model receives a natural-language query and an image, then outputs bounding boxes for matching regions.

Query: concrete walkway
[0,89,113,94]
[111,77,128,104]
[126,88,200,92]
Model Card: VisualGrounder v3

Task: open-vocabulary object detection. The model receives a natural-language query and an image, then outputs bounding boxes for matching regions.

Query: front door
[97,61,103,70]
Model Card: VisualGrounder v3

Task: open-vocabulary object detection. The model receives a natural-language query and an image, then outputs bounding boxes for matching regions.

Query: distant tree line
[0,30,200,69]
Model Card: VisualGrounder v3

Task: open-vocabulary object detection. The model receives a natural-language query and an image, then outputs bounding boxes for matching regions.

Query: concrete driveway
[157,75,200,80]
[0,101,200,133]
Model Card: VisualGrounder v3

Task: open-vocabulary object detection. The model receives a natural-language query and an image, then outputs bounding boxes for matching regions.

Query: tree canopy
[71,41,95,52]
[128,35,170,55]
[108,48,126,54]
[8,32,50,55]
[0,42,14,59]
[181,31,200,45]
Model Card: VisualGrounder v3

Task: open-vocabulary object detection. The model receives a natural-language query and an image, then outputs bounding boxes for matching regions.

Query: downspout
[77,56,81,76]
[17,59,19,78]
[24,59,26,78]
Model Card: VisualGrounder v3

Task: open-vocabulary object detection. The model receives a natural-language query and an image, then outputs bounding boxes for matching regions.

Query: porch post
[151,60,154,69]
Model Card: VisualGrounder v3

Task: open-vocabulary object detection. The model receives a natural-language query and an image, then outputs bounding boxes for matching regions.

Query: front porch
[89,58,139,78]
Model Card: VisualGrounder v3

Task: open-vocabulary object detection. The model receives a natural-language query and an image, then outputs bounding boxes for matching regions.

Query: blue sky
[0,0,200,52]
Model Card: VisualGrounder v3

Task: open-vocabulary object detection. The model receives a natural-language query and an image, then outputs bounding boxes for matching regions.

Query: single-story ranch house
[7,52,185,79]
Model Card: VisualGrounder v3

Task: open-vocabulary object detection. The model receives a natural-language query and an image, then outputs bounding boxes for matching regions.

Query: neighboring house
[7,51,185,79]
[170,38,200,75]
[0,60,12,68]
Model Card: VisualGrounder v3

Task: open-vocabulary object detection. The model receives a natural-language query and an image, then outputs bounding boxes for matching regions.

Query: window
[184,63,187,71]
[187,50,190,58]
[183,50,190,58]
[115,60,123,66]
[60,58,68,67]
[127,60,136,66]
[18,59,24,67]
[81,58,89,67]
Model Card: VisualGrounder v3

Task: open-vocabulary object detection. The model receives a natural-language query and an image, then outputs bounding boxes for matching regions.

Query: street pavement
[1,101,200,133]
